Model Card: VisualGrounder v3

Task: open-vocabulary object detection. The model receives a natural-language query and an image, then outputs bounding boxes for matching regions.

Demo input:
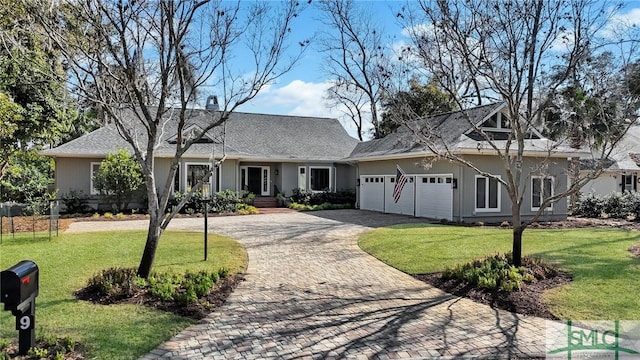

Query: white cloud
[611,7,640,27]
[239,79,370,139]
[244,80,331,115]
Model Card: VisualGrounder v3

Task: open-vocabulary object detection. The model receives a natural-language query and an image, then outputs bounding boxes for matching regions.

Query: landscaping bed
[416,267,572,319]
[413,217,640,320]
[74,272,245,320]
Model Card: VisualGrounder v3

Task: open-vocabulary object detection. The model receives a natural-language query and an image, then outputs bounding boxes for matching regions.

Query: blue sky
[223,1,640,139]
[236,0,405,137]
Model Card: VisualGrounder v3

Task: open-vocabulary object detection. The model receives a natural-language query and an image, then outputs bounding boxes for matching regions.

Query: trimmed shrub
[290,188,356,208]
[86,267,140,299]
[61,189,89,214]
[288,202,352,211]
[93,149,143,212]
[442,253,537,292]
[572,192,640,220]
[167,190,255,215]
[571,193,604,218]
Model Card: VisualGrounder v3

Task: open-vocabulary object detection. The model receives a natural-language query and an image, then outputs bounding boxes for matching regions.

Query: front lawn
[0,230,247,359]
[359,224,640,320]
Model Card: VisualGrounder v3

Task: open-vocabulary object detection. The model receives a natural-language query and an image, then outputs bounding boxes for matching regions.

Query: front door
[247,167,262,195]
[243,166,270,196]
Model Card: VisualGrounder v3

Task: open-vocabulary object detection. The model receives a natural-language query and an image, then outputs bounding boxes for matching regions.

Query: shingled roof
[580,125,640,171]
[42,109,359,162]
[347,103,581,160]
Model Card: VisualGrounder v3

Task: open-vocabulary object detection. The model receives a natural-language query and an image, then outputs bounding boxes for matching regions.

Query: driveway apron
[119,210,548,359]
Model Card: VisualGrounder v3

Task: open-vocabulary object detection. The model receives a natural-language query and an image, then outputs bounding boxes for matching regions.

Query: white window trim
[184,162,213,194]
[481,112,511,132]
[240,166,248,191]
[309,166,333,192]
[261,166,270,196]
[240,165,269,195]
[214,163,222,193]
[531,176,554,211]
[90,162,101,195]
[298,166,307,190]
[474,175,501,213]
[172,163,181,194]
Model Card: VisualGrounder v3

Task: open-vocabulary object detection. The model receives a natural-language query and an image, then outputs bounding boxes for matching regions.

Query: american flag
[393,165,408,203]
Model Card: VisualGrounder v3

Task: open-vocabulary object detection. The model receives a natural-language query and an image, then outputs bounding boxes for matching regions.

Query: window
[532,176,553,210]
[310,167,330,191]
[185,163,211,194]
[90,162,101,195]
[475,175,500,212]
[482,112,511,130]
[298,166,306,189]
[263,168,269,194]
[622,174,637,192]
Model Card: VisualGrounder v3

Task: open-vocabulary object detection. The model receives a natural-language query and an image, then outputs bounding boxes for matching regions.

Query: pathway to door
[71,210,548,359]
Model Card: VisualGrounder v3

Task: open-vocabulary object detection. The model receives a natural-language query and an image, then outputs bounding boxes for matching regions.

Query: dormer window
[466,110,541,141]
[168,125,215,144]
[481,112,511,131]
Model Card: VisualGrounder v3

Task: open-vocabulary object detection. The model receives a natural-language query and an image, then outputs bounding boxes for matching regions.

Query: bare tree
[317,0,392,139]
[39,0,308,277]
[399,0,640,266]
[325,79,369,141]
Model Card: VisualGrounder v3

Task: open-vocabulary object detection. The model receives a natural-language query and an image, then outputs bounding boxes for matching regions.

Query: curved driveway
[70,210,548,359]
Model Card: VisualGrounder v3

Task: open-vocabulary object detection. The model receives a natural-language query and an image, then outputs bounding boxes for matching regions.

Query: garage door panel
[360,176,384,212]
[384,176,415,216]
[416,175,453,220]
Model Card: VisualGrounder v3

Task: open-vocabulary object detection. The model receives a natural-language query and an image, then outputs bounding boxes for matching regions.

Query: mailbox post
[0,260,39,355]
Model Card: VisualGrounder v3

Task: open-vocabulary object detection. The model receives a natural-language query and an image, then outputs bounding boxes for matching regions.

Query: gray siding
[358,158,462,220]
[357,155,568,222]
[280,163,300,196]
[55,157,101,196]
[457,155,568,222]
[154,158,173,192]
[335,164,357,192]
[220,160,238,191]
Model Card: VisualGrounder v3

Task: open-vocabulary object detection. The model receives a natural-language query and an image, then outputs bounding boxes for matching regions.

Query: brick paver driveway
[71,210,548,359]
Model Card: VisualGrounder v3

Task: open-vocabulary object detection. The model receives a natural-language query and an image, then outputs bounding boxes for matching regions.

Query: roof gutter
[347,148,588,162]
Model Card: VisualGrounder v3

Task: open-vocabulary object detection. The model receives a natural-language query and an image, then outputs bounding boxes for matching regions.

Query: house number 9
[17,315,33,330]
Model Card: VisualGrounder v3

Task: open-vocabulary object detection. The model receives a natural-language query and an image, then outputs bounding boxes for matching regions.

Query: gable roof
[42,109,359,162]
[347,103,581,161]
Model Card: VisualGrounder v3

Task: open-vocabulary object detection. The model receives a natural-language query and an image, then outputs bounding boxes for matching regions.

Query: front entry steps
[252,197,278,208]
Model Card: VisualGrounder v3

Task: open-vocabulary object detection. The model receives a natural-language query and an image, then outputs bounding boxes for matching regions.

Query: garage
[360,173,453,220]
[384,175,415,216]
[415,175,454,220]
[359,176,385,212]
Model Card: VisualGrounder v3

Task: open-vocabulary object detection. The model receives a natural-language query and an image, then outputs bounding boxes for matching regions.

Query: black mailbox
[1,260,39,313]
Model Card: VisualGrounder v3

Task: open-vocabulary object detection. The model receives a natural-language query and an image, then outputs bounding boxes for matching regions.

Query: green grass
[359,224,640,320]
[0,230,247,359]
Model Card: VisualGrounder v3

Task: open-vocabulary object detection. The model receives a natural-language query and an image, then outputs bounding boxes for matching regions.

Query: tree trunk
[512,225,524,267]
[511,200,524,267]
[137,212,163,278]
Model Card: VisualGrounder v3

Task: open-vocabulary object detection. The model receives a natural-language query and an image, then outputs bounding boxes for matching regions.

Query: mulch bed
[1,339,84,360]
[74,274,245,320]
[415,271,573,319]
[413,216,640,320]
[1,216,75,234]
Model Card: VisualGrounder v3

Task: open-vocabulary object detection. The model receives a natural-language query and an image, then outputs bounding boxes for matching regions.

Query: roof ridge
[424,101,504,119]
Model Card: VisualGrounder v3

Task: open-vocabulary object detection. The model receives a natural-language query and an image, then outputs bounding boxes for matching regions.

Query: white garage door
[416,175,453,220]
[384,175,415,216]
[359,176,385,212]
